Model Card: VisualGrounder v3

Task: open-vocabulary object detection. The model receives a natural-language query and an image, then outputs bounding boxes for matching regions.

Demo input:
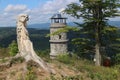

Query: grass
[25,69,37,80]
[0,50,120,80]
[34,52,120,80]
[50,54,120,80]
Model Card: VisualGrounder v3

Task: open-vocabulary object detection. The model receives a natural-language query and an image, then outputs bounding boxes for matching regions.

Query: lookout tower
[50,14,68,59]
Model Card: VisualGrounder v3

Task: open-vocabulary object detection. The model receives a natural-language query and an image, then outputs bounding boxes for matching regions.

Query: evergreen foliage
[65,0,120,66]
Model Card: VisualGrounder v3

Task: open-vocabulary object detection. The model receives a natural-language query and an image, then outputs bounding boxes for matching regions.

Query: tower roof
[51,14,67,19]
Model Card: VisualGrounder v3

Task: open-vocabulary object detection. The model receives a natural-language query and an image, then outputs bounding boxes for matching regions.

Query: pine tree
[65,0,120,66]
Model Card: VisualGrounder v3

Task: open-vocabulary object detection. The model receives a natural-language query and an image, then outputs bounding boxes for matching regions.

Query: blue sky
[0,0,119,27]
[0,0,79,27]
[0,0,46,9]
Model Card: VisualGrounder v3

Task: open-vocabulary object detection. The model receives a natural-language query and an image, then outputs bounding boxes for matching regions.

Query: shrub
[56,54,75,64]
[8,40,18,56]
[36,49,50,57]
[36,49,50,62]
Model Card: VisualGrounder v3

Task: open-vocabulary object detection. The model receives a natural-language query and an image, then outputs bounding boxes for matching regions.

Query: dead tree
[15,14,54,74]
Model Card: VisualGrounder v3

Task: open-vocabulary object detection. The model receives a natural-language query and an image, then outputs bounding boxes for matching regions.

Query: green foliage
[36,49,49,57]
[57,54,71,64]
[56,54,77,64]
[46,26,79,37]
[114,53,120,65]
[65,0,120,19]
[88,69,118,80]
[8,40,18,56]
[48,58,120,80]
[72,38,93,57]
[65,0,120,65]
[36,49,50,62]
[73,59,119,80]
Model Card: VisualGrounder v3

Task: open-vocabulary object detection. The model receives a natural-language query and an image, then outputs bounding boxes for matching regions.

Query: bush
[56,54,76,64]
[36,49,50,62]
[8,40,18,56]
[36,49,49,57]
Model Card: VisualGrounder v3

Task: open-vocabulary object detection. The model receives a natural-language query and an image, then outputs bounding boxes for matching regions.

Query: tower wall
[50,23,68,58]
[50,42,68,56]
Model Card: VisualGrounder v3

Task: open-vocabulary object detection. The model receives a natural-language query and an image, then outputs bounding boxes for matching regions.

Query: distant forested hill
[0,27,49,50]
[0,26,119,53]
[28,21,120,29]
[0,27,77,51]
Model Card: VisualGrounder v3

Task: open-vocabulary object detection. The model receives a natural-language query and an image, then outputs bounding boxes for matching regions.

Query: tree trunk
[95,43,101,66]
[94,22,101,66]
[93,5,102,66]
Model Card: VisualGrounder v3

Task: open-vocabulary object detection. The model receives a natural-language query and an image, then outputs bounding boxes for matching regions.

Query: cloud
[40,0,78,14]
[0,0,79,26]
[0,4,31,26]
[4,4,27,12]
[29,0,79,24]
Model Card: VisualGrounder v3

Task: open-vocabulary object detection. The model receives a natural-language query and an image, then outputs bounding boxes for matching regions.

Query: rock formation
[16,14,53,73]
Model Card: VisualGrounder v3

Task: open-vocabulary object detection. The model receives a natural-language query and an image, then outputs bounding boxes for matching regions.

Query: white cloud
[0,4,31,26]
[40,0,78,14]
[3,12,8,16]
[28,0,79,24]
[0,0,79,26]
[4,4,27,12]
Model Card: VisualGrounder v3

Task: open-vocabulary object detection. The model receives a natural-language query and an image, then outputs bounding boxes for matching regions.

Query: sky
[0,0,120,27]
[0,0,80,27]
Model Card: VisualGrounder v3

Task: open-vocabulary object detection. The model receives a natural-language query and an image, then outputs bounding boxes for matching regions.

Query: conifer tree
[65,0,120,66]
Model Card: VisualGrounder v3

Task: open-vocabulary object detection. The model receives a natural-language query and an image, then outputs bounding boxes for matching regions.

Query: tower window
[59,35,62,39]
